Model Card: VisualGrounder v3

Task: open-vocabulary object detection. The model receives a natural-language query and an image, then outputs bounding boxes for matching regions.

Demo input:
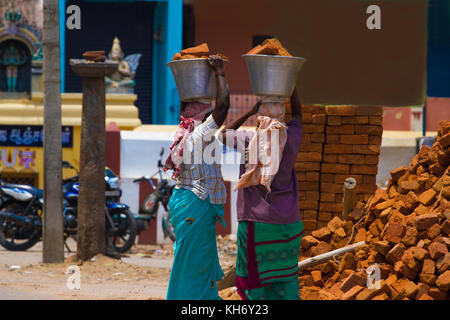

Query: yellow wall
[0,93,141,188]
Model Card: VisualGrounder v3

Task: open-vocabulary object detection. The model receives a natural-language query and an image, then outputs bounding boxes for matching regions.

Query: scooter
[62,161,137,254]
[133,148,176,242]
[0,163,137,254]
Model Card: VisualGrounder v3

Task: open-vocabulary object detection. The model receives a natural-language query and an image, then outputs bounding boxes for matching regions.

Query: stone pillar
[70,59,118,261]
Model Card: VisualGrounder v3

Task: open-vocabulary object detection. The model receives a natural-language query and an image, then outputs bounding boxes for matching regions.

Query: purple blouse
[226,120,303,224]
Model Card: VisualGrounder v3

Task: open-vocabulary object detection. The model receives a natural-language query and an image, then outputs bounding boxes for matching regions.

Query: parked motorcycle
[133,147,176,242]
[0,163,137,254]
[62,161,137,254]
[0,181,44,251]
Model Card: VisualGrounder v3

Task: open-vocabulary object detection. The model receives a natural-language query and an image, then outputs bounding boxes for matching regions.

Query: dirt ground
[0,236,237,300]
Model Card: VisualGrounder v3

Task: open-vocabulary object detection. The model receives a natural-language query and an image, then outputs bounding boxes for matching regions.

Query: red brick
[355,106,383,116]
[429,242,448,260]
[298,181,320,191]
[337,154,365,164]
[340,135,369,145]
[299,142,323,153]
[297,152,323,162]
[369,116,383,125]
[394,261,417,280]
[390,166,408,184]
[340,116,364,125]
[301,210,318,220]
[398,180,420,194]
[374,240,392,256]
[385,223,407,244]
[312,227,332,241]
[298,275,315,287]
[436,270,450,291]
[402,227,419,246]
[429,287,447,300]
[321,193,336,202]
[299,191,319,200]
[295,162,321,171]
[438,133,450,148]
[326,125,355,135]
[327,116,342,126]
[305,191,320,200]
[302,105,326,114]
[413,247,428,261]
[303,220,318,231]
[418,189,437,206]
[300,235,320,250]
[341,285,364,300]
[365,155,379,165]
[369,135,382,145]
[414,214,439,231]
[386,243,406,264]
[350,165,378,175]
[442,220,450,236]
[311,241,333,256]
[324,144,354,154]
[390,278,419,299]
[436,253,450,273]
[311,270,324,286]
[415,283,430,300]
[321,163,350,174]
[318,211,334,222]
[310,133,325,143]
[340,272,366,293]
[312,113,326,124]
[321,182,340,194]
[426,224,441,240]
[302,112,313,123]
[355,125,383,136]
[439,236,450,249]
[419,274,437,286]
[323,154,338,163]
[402,248,423,272]
[320,174,335,183]
[355,281,388,300]
[319,202,343,213]
[326,134,340,144]
[353,144,381,155]
[298,200,319,210]
[303,124,325,133]
[326,106,357,116]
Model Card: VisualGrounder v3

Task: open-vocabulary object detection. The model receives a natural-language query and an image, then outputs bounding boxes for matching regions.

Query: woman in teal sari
[164,55,231,300]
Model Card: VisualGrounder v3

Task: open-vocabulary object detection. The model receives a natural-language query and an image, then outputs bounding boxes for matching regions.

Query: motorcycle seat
[2,183,43,198]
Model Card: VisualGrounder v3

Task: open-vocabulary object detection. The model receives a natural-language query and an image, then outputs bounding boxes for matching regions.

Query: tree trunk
[42,0,64,263]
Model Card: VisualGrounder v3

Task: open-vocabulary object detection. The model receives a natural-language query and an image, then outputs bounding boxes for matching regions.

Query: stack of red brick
[297,105,383,233]
[296,105,327,232]
[298,120,450,300]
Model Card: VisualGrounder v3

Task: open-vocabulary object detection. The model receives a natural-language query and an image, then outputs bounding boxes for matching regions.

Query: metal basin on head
[167,58,228,102]
[243,54,306,97]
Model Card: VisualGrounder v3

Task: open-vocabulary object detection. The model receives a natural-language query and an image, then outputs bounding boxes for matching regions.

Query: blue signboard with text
[0,125,73,148]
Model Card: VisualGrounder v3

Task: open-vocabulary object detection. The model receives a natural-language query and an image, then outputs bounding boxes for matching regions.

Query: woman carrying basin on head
[164,49,231,300]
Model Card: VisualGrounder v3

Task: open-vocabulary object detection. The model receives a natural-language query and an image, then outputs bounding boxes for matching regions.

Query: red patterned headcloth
[164,102,213,178]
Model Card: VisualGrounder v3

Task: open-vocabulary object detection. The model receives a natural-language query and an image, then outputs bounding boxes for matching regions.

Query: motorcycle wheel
[106,208,137,253]
[0,206,41,251]
[162,210,176,242]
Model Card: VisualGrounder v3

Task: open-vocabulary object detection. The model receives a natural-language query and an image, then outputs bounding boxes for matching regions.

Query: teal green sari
[166,187,226,300]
